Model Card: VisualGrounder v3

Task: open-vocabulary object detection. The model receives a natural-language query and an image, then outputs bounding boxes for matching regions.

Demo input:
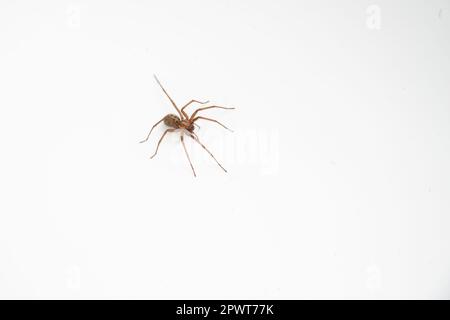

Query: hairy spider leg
[140,116,166,143]
[180,100,209,118]
[153,75,184,119]
[192,116,233,132]
[189,105,235,121]
[180,133,196,177]
[187,133,227,173]
[150,128,176,159]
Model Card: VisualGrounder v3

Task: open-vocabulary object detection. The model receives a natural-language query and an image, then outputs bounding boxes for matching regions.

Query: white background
[0,0,449,299]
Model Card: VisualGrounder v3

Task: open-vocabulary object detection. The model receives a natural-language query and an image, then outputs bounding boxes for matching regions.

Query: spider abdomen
[164,114,181,128]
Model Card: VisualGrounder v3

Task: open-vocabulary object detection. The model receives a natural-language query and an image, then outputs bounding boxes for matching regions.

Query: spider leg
[150,128,176,159]
[139,116,166,143]
[186,133,227,173]
[153,75,184,119]
[180,133,196,177]
[191,131,200,140]
[180,99,209,118]
[190,105,235,121]
[192,116,233,132]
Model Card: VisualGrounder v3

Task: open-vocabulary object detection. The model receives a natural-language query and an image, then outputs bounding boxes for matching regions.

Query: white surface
[0,0,449,299]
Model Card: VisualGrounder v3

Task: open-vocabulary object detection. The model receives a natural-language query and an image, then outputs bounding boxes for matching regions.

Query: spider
[140,75,235,177]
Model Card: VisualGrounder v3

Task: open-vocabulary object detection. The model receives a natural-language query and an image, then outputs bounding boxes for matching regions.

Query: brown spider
[140,75,235,177]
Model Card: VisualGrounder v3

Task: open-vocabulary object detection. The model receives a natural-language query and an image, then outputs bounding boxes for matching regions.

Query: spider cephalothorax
[140,75,235,177]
